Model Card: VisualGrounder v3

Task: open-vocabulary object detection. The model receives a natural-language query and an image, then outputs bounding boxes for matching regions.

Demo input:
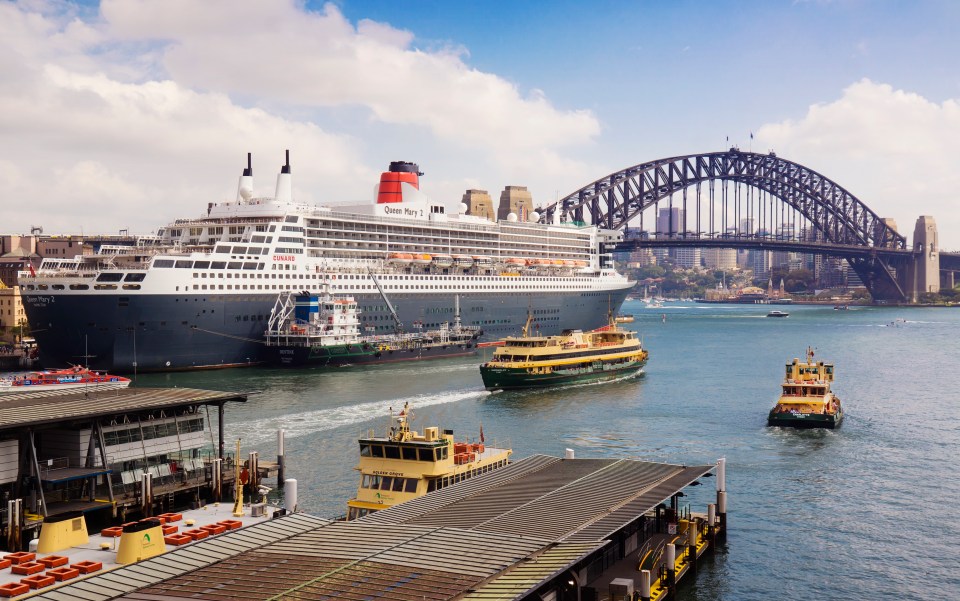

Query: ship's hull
[23,288,630,372]
[268,336,481,367]
[480,356,646,390]
[766,408,843,429]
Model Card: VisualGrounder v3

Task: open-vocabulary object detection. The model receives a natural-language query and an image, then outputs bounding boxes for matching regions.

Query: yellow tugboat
[479,311,648,390]
[767,347,843,429]
[345,402,511,520]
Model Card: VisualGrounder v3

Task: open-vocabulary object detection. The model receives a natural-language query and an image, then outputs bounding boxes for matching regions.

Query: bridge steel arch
[538,149,911,301]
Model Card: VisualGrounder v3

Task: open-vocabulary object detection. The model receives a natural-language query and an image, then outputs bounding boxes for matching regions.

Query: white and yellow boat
[767,347,843,429]
[479,312,648,390]
[345,403,511,520]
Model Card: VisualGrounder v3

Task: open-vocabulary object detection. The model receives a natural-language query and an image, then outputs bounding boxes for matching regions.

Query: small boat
[386,252,414,265]
[345,402,511,520]
[614,314,635,324]
[411,253,432,266]
[431,254,453,268]
[263,288,482,367]
[767,311,790,318]
[0,366,131,394]
[767,347,843,429]
[834,305,849,311]
[479,311,648,390]
[452,254,474,268]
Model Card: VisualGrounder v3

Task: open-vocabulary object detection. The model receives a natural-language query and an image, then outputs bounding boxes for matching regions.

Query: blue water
[130,301,960,600]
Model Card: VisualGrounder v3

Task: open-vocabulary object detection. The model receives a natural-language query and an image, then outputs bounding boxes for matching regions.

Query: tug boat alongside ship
[767,347,843,429]
[19,153,631,372]
[346,402,511,520]
[479,312,648,390]
[263,289,481,366]
[0,366,130,394]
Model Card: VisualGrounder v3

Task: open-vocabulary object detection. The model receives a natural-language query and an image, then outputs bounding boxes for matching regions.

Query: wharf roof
[0,387,247,431]
[32,455,713,601]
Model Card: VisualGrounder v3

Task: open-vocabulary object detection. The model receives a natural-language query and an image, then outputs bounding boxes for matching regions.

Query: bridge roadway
[615,234,914,260]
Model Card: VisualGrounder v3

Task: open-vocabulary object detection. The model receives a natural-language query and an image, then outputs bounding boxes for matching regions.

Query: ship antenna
[281,149,291,174]
[243,152,252,176]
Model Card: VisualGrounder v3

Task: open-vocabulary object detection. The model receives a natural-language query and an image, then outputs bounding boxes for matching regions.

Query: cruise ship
[19,153,632,372]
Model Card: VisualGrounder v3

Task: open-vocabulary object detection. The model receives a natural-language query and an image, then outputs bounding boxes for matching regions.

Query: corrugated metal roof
[461,542,606,601]
[31,513,327,601]
[368,455,715,544]
[0,387,247,430]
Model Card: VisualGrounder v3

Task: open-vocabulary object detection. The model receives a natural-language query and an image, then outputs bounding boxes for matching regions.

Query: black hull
[268,340,479,367]
[22,288,630,372]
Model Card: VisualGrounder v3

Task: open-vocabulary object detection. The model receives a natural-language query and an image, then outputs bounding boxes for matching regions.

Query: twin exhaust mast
[236,150,293,203]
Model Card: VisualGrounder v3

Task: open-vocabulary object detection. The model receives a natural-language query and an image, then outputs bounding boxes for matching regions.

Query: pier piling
[283,478,298,513]
[639,569,651,601]
[277,429,286,488]
[666,542,676,595]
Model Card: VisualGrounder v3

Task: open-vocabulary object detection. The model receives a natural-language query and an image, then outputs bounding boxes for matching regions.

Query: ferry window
[392,478,405,492]
[401,447,417,460]
[175,260,194,268]
[193,261,210,269]
[427,480,436,493]
[360,443,371,457]
[96,273,124,282]
[227,262,242,269]
[124,273,146,282]
[154,260,174,268]
[232,246,248,254]
[380,477,393,490]
[384,446,401,460]
[215,245,230,253]
[370,445,384,458]
[418,448,433,462]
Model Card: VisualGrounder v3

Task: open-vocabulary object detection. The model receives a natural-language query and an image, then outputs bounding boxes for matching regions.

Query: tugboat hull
[270,338,480,367]
[480,357,646,390]
[767,409,843,429]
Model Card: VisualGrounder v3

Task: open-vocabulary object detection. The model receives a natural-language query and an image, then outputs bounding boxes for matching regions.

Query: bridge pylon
[903,216,940,301]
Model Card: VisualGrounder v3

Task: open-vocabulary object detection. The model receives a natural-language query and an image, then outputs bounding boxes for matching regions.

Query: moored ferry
[479,312,648,390]
[20,153,631,372]
[346,403,511,520]
[767,347,843,429]
[0,366,130,394]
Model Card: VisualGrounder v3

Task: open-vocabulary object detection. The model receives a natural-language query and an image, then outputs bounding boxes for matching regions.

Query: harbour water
[85,301,959,599]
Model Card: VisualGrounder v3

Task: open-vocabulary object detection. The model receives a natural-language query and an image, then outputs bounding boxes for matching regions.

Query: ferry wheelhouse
[20,153,631,372]
[346,403,511,520]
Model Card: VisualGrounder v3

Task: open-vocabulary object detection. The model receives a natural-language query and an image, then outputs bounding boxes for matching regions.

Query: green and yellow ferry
[346,402,511,520]
[767,347,844,429]
[479,313,648,390]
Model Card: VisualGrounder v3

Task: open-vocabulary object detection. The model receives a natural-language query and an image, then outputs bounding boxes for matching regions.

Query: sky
[1,0,959,249]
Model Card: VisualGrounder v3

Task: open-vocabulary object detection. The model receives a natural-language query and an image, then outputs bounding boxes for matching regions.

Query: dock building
[31,453,727,601]
[0,387,275,549]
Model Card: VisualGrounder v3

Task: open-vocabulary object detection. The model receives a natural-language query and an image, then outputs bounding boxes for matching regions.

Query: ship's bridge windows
[175,260,193,268]
[193,261,210,269]
[211,261,226,269]
[369,445,384,458]
[215,245,230,254]
[243,262,257,270]
[124,273,146,282]
[228,262,242,269]
[96,273,124,282]
[417,448,435,462]
[384,446,401,460]
[232,246,248,255]
[154,259,174,268]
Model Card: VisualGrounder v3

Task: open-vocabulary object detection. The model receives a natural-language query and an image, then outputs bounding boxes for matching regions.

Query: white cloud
[758,79,960,250]
[0,0,602,235]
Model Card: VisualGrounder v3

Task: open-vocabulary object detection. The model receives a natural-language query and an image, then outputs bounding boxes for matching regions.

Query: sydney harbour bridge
[536,149,958,302]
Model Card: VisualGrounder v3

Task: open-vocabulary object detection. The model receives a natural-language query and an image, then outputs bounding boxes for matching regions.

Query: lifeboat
[412,253,432,266]
[574,260,588,268]
[552,259,565,268]
[562,260,577,267]
[472,255,493,267]
[453,254,474,268]
[505,258,527,267]
[387,252,414,265]
[432,254,453,268]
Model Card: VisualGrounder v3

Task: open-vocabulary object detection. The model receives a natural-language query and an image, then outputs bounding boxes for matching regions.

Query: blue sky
[2,0,959,246]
